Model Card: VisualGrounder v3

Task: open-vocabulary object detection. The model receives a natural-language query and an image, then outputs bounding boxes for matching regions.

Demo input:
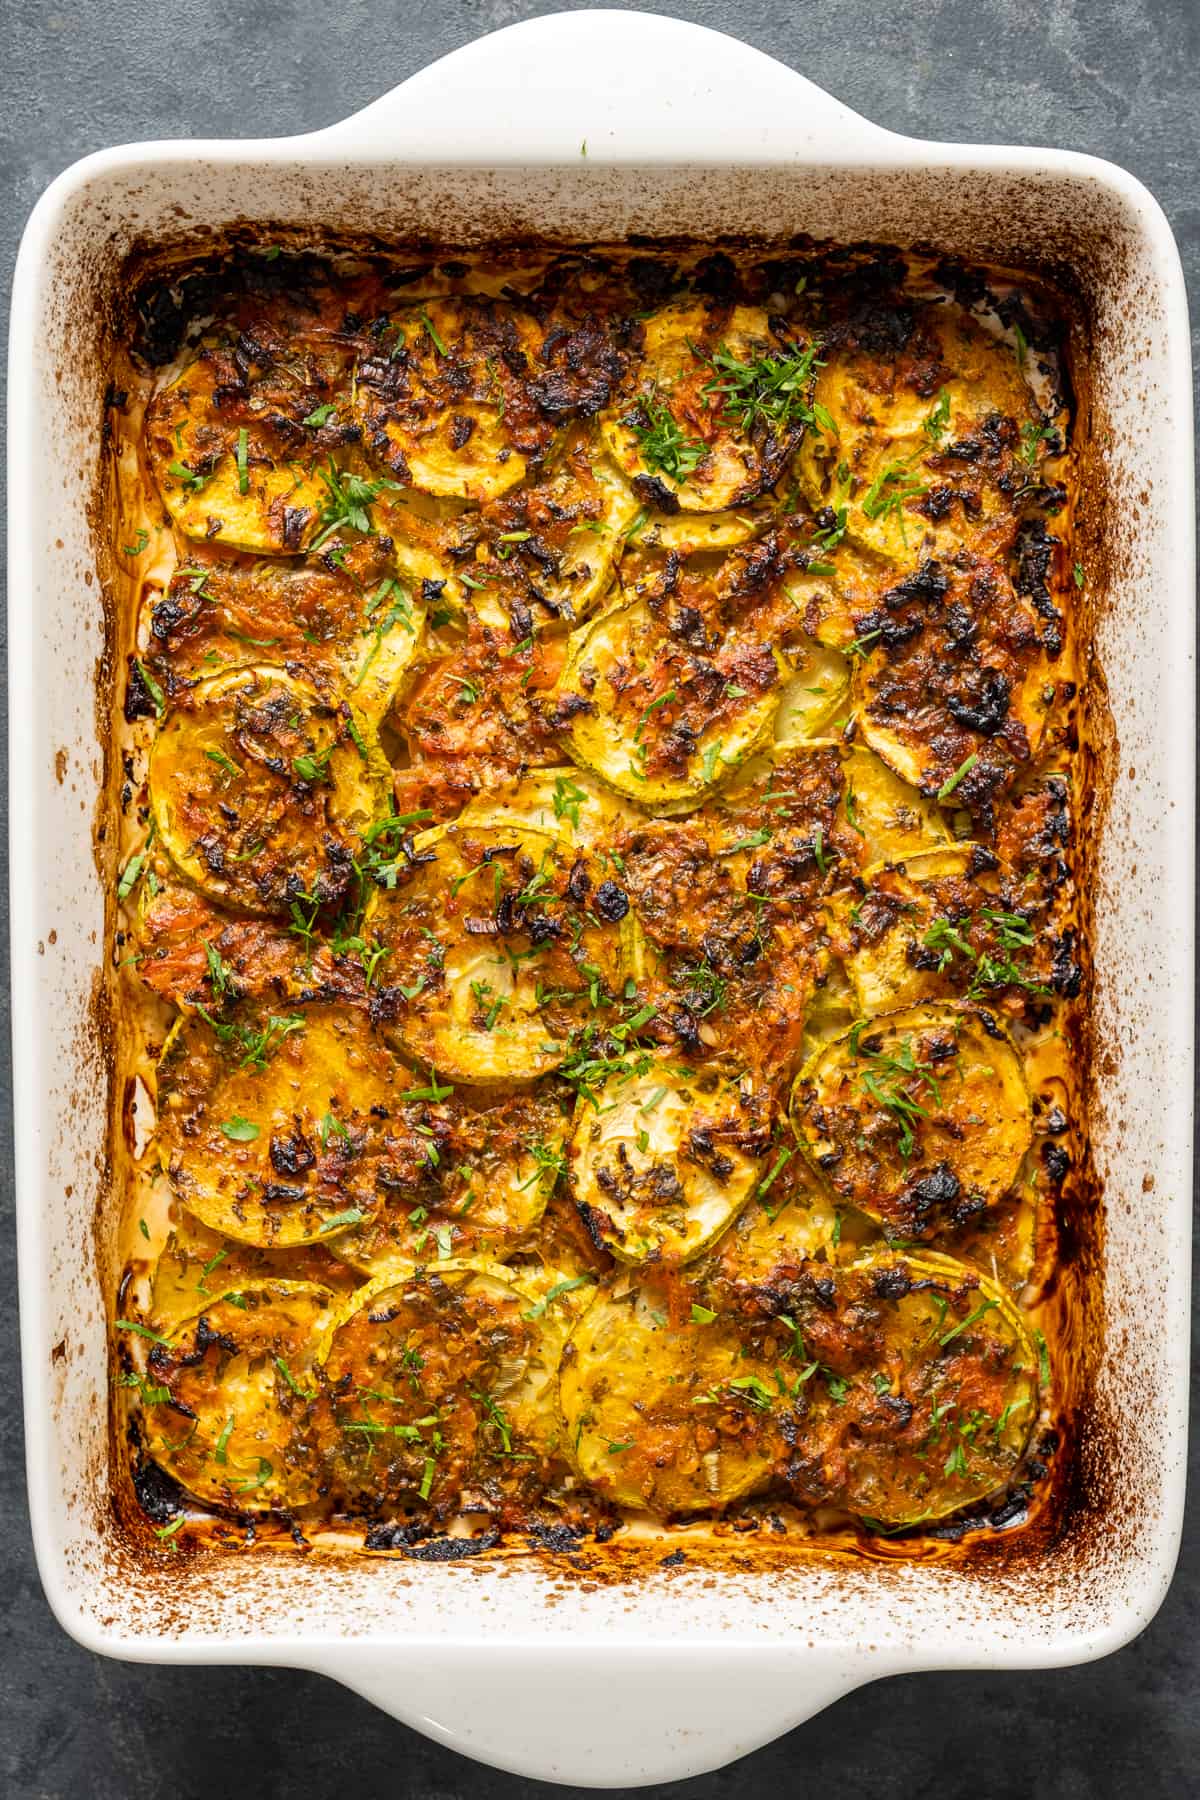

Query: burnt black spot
[903,1162,962,1226]
[873,1266,912,1300]
[631,472,681,513]
[124,655,161,722]
[269,1130,316,1178]
[946,668,1012,736]
[1041,1141,1071,1185]
[593,880,629,922]
[133,1460,185,1524]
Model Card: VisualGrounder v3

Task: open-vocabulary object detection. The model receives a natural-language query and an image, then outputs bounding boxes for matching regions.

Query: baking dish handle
[323,1643,872,1786]
[304,9,902,164]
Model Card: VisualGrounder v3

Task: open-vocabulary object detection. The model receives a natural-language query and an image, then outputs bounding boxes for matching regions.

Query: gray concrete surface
[2,1,1197,1794]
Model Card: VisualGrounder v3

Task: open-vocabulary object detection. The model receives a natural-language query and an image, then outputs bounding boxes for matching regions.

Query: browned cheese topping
[108,243,1080,1555]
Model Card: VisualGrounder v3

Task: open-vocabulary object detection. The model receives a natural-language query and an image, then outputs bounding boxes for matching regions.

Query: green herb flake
[220,1114,260,1143]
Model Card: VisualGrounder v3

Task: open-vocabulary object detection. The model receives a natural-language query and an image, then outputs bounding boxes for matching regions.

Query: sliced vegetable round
[333,1083,571,1275]
[456,767,625,847]
[601,304,818,512]
[781,1250,1040,1525]
[313,1261,541,1513]
[145,330,351,554]
[145,544,425,724]
[559,1280,789,1513]
[136,1279,334,1510]
[367,823,632,1083]
[797,302,1044,566]
[555,593,783,811]
[353,297,546,500]
[568,1059,765,1265]
[836,745,949,867]
[791,1003,1032,1239]
[773,641,851,742]
[851,559,1055,804]
[837,847,979,1014]
[156,1004,428,1248]
[705,1155,839,1295]
[148,666,387,916]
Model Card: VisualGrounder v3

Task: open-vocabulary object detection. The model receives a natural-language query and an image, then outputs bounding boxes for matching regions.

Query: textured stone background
[2,2,1196,1795]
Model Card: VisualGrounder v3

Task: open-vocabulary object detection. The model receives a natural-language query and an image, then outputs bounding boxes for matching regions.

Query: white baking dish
[8,10,1193,1786]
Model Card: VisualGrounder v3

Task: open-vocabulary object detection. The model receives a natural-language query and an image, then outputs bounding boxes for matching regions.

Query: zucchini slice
[630,504,773,554]
[837,745,949,866]
[781,1250,1040,1525]
[332,1083,571,1276]
[366,823,632,1084]
[157,1003,427,1248]
[705,1153,839,1293]
[619,742,849,1073]
[568,1058,765,1265]
[377,431,637,626]
[352,297,546,501]
[393,613,566,805]
[558,1280,787,1513]
[791,1003,1032,1239]
[782,541,895,651]
[601,303,817,512]
[136,1279,334,1511]
[144,333,350,554]
[797,302,1044,566]
[313,1261,541,1512]
[554,592,784,811]
[148,667,387,917]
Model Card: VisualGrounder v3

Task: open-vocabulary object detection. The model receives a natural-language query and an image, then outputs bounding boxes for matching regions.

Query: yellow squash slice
[367,822,632,1083]
[147,545,425,725]
[555,593,785,811]
[353,297,545,501]
[156,1004,428,1248]
[797,302,1044,566]
[149,666,388,916]
[791,1003,1032,1239]
[144,335,351,554]
[704,1153,840,1293]
[313,1261,542,1512]
[837,847,979,1013]
[332,1083,571,1275]
[601,303,818,512]
[836,745,949,866]
[456,767,626,846]
[783,1250,1040,1526]
[559,1280,788,1513]
[135,1280,334,1510]
[773,641,851,742]
[567,1058,765,1265]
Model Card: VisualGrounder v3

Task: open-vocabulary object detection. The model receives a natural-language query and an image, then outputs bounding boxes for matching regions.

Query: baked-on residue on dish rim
[8,12,1192,1787]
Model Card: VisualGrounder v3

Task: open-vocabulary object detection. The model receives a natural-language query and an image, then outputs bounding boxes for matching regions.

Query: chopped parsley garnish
[850,1028,944,1160]
[630,389,706,482]
[219,1115,259,1142]
[703,337,821,436]
[312,462,399,552]
[937,751,978,801]
[861,462,927,534]
[922,388,952,442]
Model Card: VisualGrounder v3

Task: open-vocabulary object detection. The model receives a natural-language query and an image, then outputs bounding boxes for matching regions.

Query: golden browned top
[105,241,1082,1562]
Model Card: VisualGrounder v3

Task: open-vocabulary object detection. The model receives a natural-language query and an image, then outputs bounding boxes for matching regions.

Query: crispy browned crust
[105,240,1086,1560]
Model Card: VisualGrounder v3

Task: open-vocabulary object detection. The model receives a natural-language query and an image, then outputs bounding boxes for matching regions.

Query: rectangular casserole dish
[8,11,1193,1787]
